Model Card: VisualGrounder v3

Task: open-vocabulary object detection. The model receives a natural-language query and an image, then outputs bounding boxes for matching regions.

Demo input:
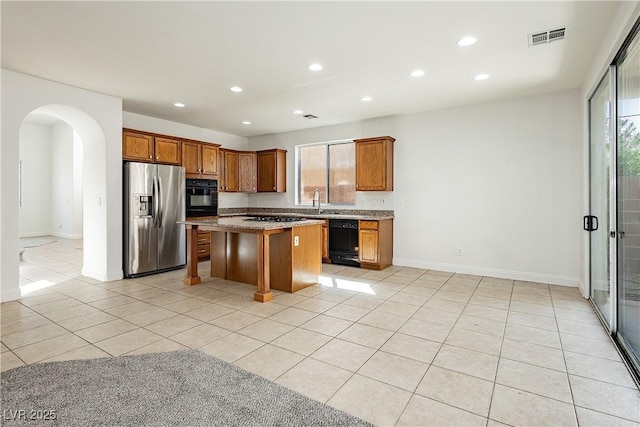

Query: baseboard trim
[50,231,83,239]
[81,268,124,282]
[392,258,579,287]
[19,232,51,238]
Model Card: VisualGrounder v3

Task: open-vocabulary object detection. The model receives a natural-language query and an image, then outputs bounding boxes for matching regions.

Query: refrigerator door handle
[152,175,159,228]
[157,175,164,228]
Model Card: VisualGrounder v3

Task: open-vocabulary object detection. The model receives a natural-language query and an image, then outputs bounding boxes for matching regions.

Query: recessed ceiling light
[242,121,251,125]
[173,102,185,108]
[293,110,304,115]
[474,73,490,81]
[361,96,373,102]
[410,70,425,77]
[230,86,243,93]
[458,36,477,46]
[308,63,323,71]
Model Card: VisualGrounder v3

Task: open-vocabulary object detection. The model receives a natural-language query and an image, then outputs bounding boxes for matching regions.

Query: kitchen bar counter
[181,217,324,302]
[220,208,394,221]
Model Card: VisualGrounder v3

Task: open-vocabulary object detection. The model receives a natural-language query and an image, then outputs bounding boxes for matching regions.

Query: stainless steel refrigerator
[124,162,186,277]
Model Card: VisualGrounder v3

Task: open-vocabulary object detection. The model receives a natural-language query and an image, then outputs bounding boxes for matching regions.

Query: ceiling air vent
[530,31,548,46]
[302,114,318,120]
[548,28,566,42]
[529,27,566,46]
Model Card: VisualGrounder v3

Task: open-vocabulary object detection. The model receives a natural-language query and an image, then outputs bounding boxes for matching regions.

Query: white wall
[250,90,584,286]
[1,70,123,302]
[50,122,75,238]
[123,112,250,209]
[19,123,52,237]
[72,130,84,238]
[18,121,83,239]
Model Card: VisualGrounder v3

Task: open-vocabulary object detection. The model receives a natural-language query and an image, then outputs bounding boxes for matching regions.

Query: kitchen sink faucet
[312,188,321,214]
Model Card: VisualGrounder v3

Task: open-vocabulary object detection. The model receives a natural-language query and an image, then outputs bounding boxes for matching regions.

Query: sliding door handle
[583,215,598,232]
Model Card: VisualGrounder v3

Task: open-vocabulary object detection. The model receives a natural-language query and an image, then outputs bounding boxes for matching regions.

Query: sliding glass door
[616,29,640,371]
[589,74,613,327]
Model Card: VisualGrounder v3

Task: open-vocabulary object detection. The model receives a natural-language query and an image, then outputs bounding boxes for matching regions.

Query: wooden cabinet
[238,151,257,193]
[182,141,219,177]
[358,219,393,270]
[154,137,181,165]
[354,136,395,191]
[123,130,154,162]
[123,130,182,165]
[196,230,211,260]
[321,219,330,263]
[201,144,219,176]
[219,149,239,192]
[257,149,287,192]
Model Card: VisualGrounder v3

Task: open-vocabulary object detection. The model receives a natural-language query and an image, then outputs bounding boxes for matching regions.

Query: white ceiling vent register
[528,27,566,46]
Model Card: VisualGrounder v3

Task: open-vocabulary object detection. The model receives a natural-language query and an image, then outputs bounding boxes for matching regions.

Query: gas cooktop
[244,216,308,222]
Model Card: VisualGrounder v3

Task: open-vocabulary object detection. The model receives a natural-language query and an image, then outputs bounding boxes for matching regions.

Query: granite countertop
[181,216,325,231]
[220,210,394,221]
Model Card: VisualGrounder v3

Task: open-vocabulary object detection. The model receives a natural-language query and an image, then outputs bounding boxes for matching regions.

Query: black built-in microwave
[186,179,218,217]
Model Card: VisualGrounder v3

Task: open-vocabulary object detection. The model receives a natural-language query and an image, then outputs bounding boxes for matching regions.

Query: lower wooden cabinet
[321,219,330,263]
[358,219,393,270]
[196,230,211,260]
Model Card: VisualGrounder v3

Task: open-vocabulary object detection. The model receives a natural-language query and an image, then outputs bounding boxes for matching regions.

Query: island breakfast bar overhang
[181,217,324,302]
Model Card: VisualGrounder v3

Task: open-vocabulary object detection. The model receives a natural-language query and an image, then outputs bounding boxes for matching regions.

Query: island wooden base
[210,224,321,294]
[184,226,202,285]
[182,222,322,303]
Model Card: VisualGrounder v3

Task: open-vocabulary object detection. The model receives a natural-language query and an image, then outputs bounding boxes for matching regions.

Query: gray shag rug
[1,350,373,426]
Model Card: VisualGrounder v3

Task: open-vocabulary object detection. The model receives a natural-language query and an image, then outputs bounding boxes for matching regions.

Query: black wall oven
[186,179,218,218]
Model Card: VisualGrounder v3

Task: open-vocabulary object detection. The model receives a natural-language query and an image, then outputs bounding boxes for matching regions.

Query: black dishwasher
[328,219,360,267]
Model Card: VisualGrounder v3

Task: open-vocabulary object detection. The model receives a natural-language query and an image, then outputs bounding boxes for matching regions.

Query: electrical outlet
[457,247,463,256]
[294,236,299,246]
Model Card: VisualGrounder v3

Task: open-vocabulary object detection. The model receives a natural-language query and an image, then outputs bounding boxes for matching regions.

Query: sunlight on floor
[318,275,375,295]
[20,280,56,296]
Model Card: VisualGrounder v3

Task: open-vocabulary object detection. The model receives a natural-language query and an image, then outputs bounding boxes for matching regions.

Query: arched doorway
[20,105,110,288]
[1,70,124,303]
[19,112,85,289]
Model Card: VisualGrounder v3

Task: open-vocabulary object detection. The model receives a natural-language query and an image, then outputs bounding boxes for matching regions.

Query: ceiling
[2,1,620,137]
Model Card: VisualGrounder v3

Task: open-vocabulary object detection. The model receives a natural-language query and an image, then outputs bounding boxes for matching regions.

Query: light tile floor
[2,237,640,426]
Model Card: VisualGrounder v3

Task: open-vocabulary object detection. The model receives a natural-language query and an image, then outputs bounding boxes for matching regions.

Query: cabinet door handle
[149,155,152,159]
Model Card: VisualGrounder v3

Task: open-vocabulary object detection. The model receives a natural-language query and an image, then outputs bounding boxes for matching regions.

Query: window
[297,141,355,205]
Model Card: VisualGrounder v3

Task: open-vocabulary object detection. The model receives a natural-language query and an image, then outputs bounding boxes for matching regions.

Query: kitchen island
[181,217,324,302]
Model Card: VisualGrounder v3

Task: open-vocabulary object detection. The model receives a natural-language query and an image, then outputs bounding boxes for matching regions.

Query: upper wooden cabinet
[123,128,219,170]
[182,141,219,177]
[238,151,257,193]
[123,130,154,162]
[201,144,219,176]
[257,149,287,192]
[354,136,395,191]
[123,130,182,165]
[219,149,239,192]
[154,137,181,165]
